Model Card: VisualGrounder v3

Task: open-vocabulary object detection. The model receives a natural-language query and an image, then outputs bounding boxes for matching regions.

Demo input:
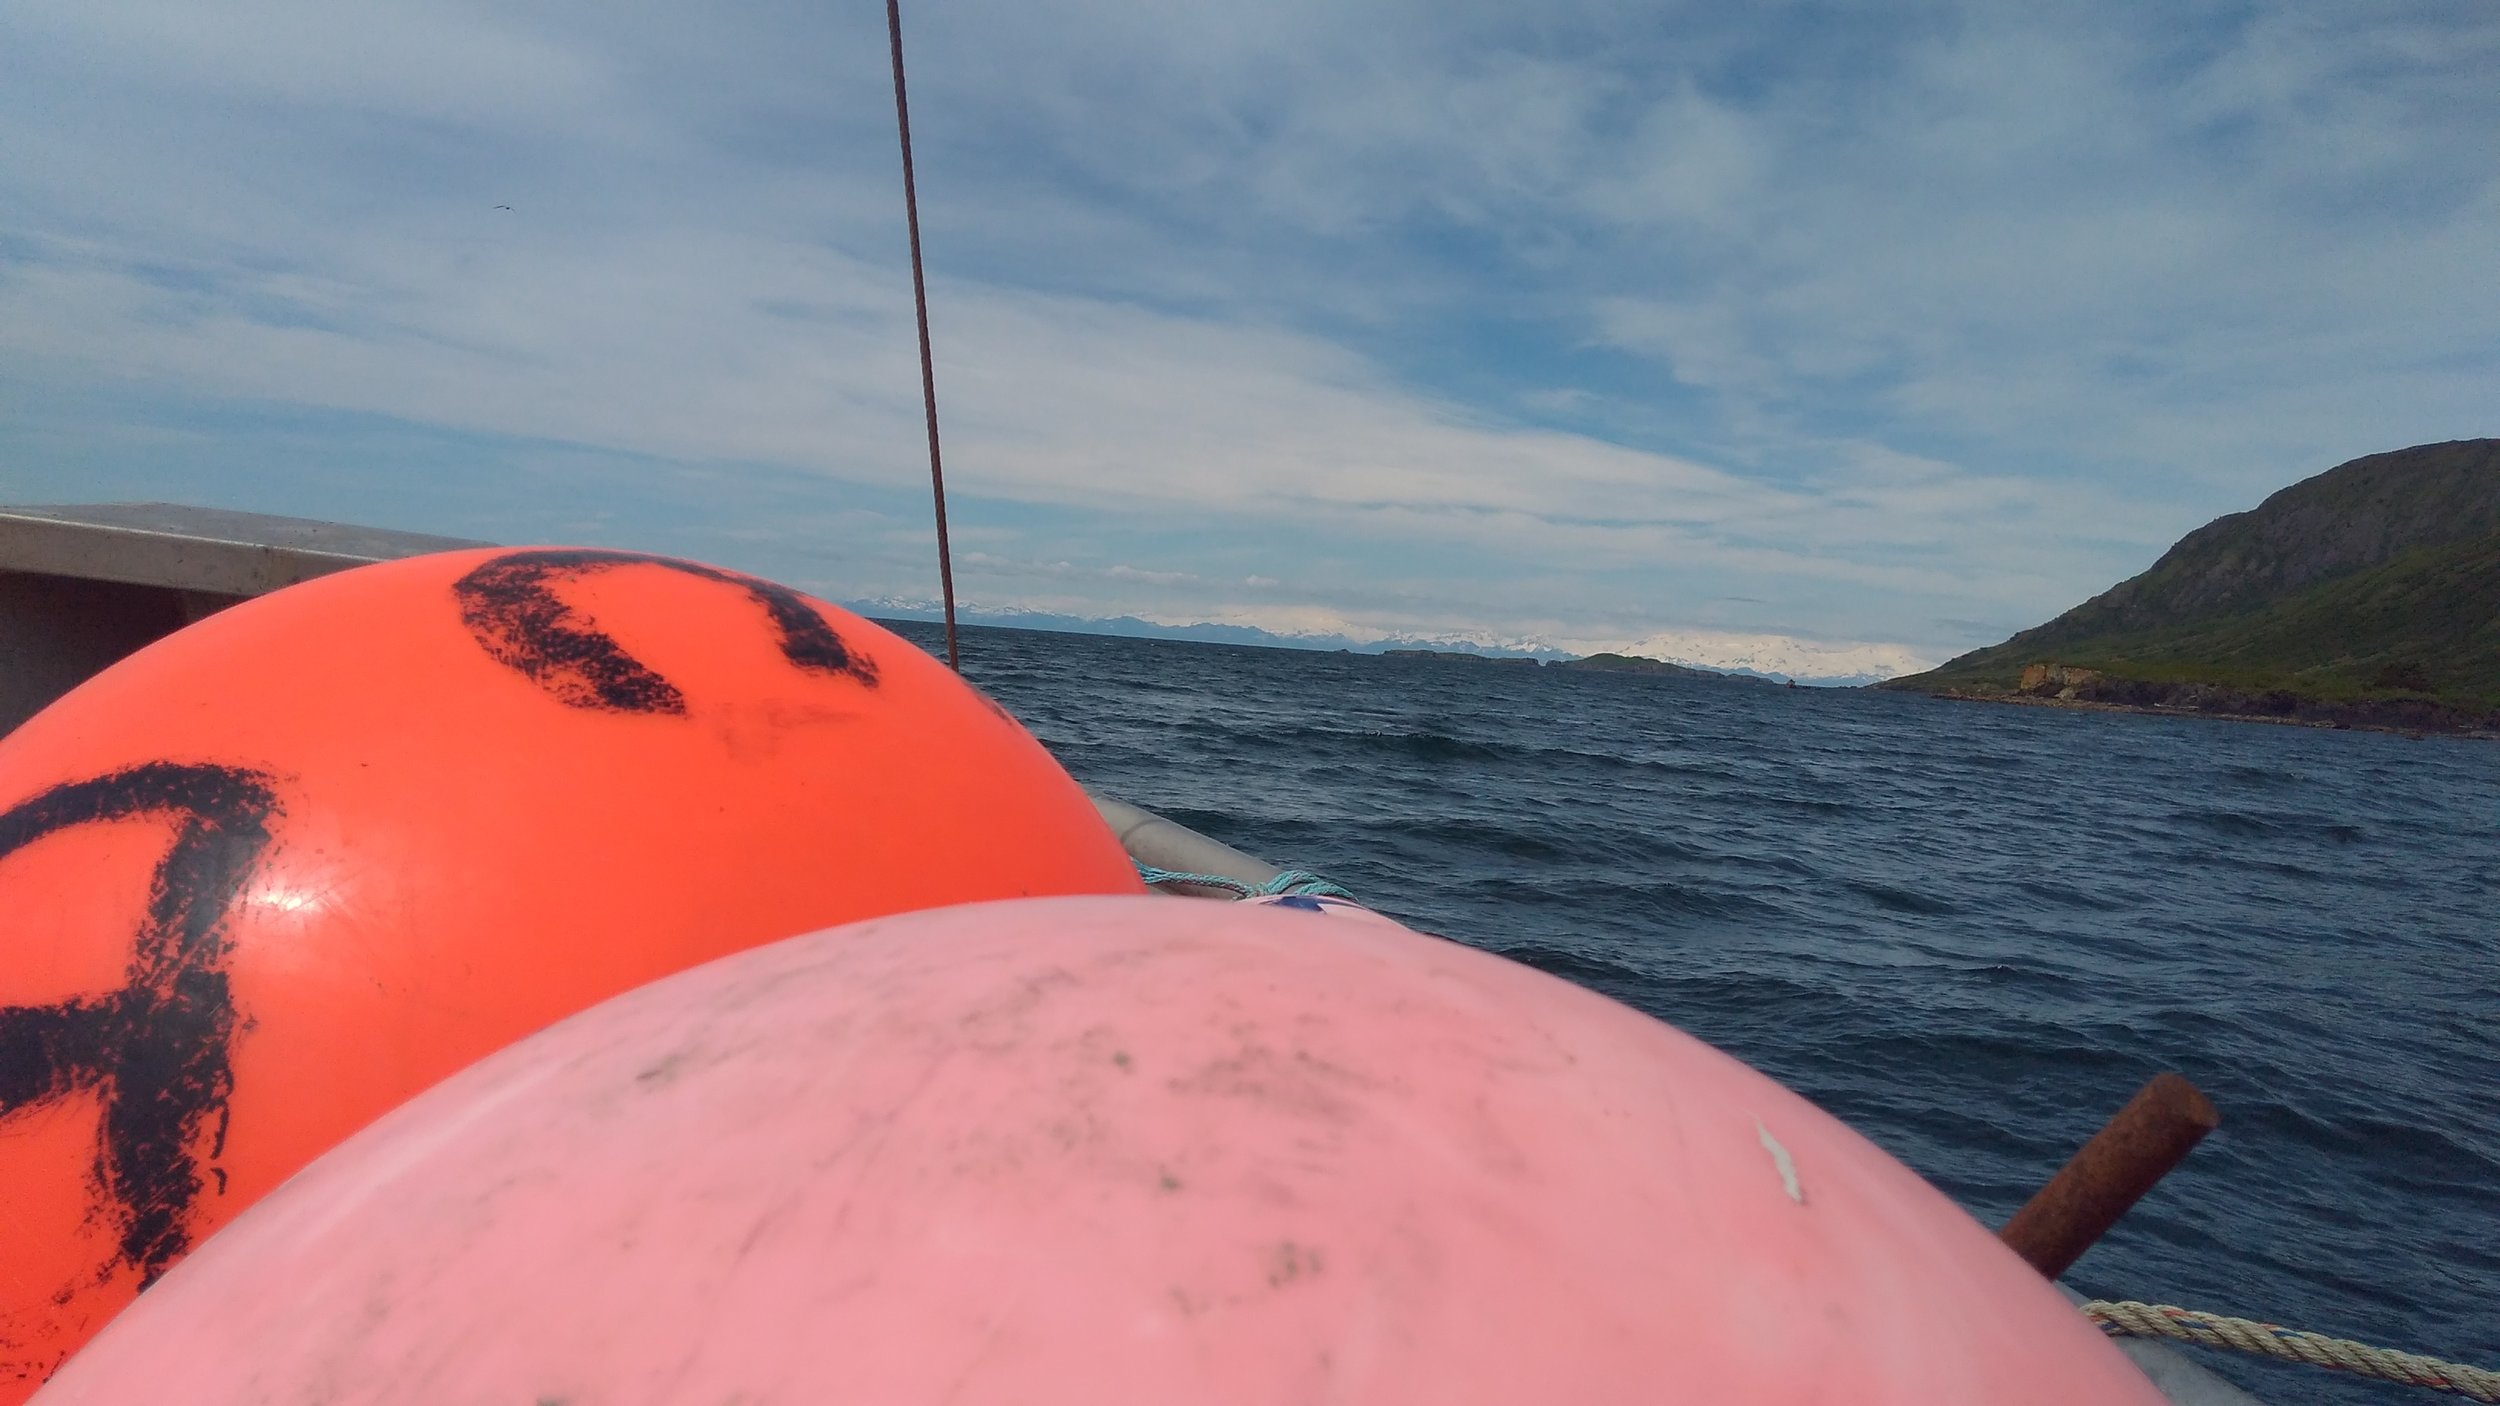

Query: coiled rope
[1135,865,1355,900]
[2082,1300,2500,1401]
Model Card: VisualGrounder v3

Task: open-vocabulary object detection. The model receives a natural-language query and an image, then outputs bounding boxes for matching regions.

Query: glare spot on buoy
[252,881,328,915]
[1757,1120,1805,1205]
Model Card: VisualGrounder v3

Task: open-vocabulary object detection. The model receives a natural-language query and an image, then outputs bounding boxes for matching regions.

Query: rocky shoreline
[1921,664,2500,740]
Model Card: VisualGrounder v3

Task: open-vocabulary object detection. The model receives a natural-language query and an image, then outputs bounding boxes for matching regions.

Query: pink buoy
[36,896,2166,1405]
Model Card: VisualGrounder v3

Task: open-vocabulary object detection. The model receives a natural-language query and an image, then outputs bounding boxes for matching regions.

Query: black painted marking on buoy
[0,762,283,1290]
[452,549,878,714]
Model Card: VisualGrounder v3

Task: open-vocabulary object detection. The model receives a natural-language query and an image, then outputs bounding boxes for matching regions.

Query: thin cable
[885,0,960,670]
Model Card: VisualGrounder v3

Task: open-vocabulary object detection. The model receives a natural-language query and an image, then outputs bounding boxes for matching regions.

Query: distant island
[854,604,1888,683]
[1555,652,1780,684]
[1375,648,1786,685]
[1882,438,2500,738]
[1380,648,1541,666]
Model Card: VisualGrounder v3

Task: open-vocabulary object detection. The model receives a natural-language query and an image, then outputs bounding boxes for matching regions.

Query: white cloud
[16,0,616,125]
[1,0,2491,665]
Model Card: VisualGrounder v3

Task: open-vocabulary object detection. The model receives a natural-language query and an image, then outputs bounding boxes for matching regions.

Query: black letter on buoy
[452,549,878,713]
[0,762,283,1287]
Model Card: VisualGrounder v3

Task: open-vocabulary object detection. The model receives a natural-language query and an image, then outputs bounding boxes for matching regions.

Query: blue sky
[3,0,2494,671]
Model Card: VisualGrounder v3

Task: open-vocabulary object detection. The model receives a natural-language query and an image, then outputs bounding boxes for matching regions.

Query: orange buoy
[36,895,2166,1405]
[0,548,1140,1400]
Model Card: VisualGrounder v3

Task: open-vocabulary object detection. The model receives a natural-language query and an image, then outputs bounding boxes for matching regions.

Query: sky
[3,0,2494,674]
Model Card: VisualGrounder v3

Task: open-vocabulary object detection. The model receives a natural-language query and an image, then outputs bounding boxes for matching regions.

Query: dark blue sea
[893,619,2500,1405]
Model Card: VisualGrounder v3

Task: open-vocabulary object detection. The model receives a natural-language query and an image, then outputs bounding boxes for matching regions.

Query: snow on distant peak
[842,595,1935,683]
[1569,628,1939,684]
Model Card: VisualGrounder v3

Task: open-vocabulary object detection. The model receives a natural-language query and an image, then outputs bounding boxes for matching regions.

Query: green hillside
[1888,439,2500,725]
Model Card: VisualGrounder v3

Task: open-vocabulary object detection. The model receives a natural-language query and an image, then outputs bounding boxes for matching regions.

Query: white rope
[2082,1300,2500,1402]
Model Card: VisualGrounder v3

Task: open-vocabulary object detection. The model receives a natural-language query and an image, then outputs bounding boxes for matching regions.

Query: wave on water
[897,620,2500,1405]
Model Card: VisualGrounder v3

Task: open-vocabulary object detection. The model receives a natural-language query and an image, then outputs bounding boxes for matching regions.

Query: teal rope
[1136,864,1355,900]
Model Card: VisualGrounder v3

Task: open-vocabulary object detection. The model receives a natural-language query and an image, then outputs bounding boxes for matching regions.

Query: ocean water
[893,619,2500,1405]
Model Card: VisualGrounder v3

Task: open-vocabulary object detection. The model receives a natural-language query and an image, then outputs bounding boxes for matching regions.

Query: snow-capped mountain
[845,598,1561,657]
[843,597,1932,685]
[1565,630,1939,686]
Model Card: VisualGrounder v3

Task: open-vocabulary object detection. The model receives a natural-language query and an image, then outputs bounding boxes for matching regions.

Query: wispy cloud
[3,0,2491,664]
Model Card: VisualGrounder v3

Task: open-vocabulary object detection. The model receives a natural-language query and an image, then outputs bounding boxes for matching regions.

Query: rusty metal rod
[1999,1071,2219,1280]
